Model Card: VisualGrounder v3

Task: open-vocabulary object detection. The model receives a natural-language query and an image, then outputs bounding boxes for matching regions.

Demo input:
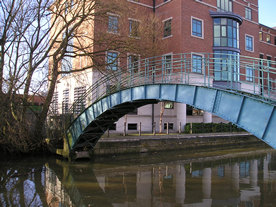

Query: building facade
[51,0,276,133]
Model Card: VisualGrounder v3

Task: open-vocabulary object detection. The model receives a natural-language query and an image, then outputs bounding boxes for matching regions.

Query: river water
[0,147,276,207]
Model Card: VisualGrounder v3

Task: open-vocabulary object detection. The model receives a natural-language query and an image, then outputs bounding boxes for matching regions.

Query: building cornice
[209,11,243,25]
[127,0,153,9]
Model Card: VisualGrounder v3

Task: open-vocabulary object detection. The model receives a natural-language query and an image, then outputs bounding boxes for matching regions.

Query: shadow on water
[1,146,276,206]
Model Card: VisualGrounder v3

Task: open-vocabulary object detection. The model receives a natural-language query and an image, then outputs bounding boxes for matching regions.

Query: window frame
[127,53,140,73]
[164,101,174,109]
[245,7,252,20]
[191,17,204,39]
[217,0,233,12]
[106,51,119,71]
[192,53,204,74]
[246,66,253,82]
[245,34,254,52]
[163,17,172,38]
[162,53,173,73]
[107,13,119,34]
[128,18,140,38]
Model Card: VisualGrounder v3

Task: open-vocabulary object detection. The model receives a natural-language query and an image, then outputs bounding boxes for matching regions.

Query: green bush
[184,123,245,134]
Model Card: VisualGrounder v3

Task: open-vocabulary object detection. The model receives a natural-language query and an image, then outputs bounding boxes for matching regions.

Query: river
[0,146,276,206]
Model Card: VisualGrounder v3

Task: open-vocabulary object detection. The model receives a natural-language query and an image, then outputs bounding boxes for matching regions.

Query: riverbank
[91,132,268,157]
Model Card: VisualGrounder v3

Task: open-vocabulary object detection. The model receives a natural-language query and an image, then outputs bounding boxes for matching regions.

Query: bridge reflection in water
[43,149,276,207]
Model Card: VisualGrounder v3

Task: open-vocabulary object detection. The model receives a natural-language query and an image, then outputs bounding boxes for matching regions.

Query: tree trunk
[33,60,59,142]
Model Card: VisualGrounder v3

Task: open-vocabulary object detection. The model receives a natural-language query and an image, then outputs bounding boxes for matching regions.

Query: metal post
[189,123,193,134]
[153,122,156,136]
[253,60,255,94]
[139,122,141,136]
[107,128,110,137]
[179,122,181,134]
[166,122,169,135]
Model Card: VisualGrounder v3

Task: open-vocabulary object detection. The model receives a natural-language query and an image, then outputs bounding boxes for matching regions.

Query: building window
[62,89,69,114]
[106,51,119,70]
[163,18,172,38]
[164,102,174,109]
[192,54,203,73]
[259,31,263,41]
[128,54,139,73]
[108,15,119,33]
[245,35,253,52]
[164,123,173,130]
[214,50,240,81]
[246,66,253,82]
[217,0,233,12]
[267,56,271,67]
[266,34,271,43]
[74,86,86,113]
[129,19,139,37]
[52,91,59,114]
[128,123,137,130]
[162,54,172,72]
[192,18,203,38]
[213,18,239,48]
[245,7,252,20]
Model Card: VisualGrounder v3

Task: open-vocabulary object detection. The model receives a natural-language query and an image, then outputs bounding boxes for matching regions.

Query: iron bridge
[63,53,276,155]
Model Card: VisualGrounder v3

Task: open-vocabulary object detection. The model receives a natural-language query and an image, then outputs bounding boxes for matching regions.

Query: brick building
[52,0,276,133]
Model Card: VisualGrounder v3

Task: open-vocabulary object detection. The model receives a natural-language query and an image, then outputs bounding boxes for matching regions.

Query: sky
[258,0,276,28]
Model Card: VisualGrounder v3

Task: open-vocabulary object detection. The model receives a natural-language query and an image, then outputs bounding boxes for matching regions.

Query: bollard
[153,122,156,136]
[179,122,181,134]
[123,122,126,136]
[166,122,169,134]
[107,128,110,137]
[189,123,193,134]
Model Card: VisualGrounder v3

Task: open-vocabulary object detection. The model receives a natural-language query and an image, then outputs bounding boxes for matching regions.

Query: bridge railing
[68,53,276,118]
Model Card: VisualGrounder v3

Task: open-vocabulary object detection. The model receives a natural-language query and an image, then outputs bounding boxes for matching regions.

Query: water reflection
[1,149,276,206]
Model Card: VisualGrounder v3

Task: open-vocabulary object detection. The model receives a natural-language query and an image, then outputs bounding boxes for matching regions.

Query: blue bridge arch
[67,84,276,152]
[62,53,276,155]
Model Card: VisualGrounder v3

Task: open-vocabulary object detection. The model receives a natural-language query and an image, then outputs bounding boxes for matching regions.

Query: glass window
[74,86,86,113]
[245,35,253,51]
[217,0,232,12]
[213,18,239,49]
[164,123,174,130]
[267,34,271,43]
[192,54,202,73]
[128,123,137,130]
[245,8,252,20]
[107,52,118,70]
[214,50,240,81]
[129,20,139,37]
[246,66,253,82]
[62,89,69,114]
[52,91,59,114]
[164,19,172,37]
[192,18,203,37]
[164,102,174,109]
[163,54,172,72]
[108,15,118,33]
[259,31,263,41]
[267,56,271,67]
[128,55,139,73]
